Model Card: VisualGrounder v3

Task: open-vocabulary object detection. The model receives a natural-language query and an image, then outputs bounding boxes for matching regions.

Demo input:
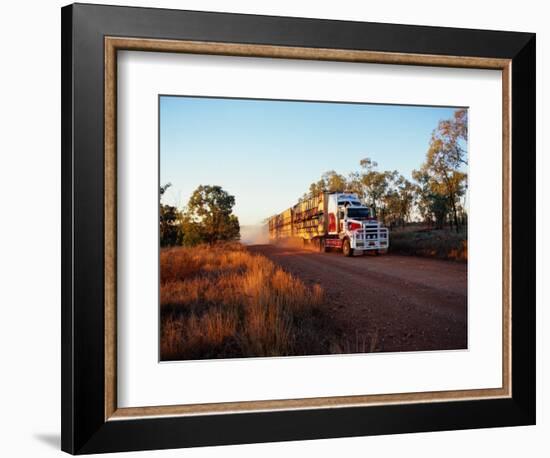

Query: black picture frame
[61,3,536,454]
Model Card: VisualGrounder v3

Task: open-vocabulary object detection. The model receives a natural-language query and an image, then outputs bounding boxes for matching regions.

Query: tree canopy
[159,184,240,246]
[181,185,240,245]
[159,183,183,247]
[413,108,468,231]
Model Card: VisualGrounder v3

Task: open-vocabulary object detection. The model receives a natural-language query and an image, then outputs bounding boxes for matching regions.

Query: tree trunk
[442,171,460,234]
[449,194,459,233]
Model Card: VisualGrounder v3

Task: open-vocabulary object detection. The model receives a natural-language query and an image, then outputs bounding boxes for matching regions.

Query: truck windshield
[347,208,370,219]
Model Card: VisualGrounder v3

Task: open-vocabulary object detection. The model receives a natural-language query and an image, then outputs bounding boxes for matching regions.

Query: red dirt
[247,244,467,353]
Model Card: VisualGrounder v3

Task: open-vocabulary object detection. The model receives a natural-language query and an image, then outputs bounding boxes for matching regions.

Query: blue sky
[160,96,462,226]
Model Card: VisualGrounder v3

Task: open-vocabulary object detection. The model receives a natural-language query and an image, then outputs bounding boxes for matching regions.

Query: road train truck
[268,192,389,256]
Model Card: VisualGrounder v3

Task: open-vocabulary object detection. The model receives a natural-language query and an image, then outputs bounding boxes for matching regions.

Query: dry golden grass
[160,243,336,361]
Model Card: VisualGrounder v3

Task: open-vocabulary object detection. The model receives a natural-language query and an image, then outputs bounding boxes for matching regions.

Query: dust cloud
[240,224,270,245]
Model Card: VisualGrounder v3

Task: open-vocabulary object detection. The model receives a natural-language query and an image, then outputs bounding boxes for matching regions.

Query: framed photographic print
[61,3,536,454]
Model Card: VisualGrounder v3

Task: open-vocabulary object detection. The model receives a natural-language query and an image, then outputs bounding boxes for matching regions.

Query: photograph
[53,2,537,454]
[159,96,468,361]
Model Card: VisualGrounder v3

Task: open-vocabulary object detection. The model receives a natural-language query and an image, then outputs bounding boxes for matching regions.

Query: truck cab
[326,193,389,256]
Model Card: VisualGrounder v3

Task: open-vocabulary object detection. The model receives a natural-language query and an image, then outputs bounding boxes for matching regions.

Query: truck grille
[353,227,389,249]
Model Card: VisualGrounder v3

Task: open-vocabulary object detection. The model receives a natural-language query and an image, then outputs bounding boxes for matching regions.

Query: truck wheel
[343,238,353,257]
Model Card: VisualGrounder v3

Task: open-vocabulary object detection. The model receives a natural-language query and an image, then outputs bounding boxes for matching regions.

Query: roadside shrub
[389,228,467,262]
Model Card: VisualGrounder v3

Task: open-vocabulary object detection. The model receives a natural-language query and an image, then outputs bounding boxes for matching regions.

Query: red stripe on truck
[328,213,336,232]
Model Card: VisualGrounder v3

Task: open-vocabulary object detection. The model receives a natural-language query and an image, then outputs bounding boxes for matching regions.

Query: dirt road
[247,244,467,353]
